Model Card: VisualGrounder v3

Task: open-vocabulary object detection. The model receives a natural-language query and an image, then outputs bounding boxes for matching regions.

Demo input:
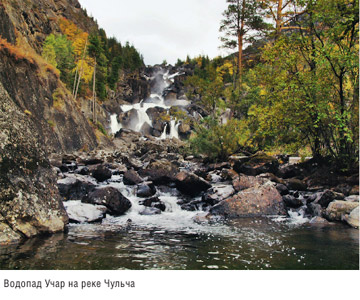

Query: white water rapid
[102,177,224,234]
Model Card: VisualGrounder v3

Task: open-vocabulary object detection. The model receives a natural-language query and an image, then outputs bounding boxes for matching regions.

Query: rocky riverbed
[49,129,359,230]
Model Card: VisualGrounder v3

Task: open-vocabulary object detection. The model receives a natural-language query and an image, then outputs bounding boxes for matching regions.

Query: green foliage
[185,65,224,115]
[219,0,268,50]
[41,21,144,100]
[248,0,359,167]
[175,58,184,67]
[170,107,192,125]
[42,34,75,88]
[190,117,251,161]
[96,121,107,136]
[42,43,57,68]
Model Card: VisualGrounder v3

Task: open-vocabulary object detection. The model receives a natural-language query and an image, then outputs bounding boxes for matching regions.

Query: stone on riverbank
[123,169,143,185]
[91,164,112,182]
[64,201,107,223]
[210,181,286,218]
[136,182,156,198]
[324,200,359,222]
[83,187,132,216]
[57,174,97,200]
[139,160,179,185]
[344,207,359,228]
[175,171,212,196]
[232,175,267,192]
[202,185,235,206]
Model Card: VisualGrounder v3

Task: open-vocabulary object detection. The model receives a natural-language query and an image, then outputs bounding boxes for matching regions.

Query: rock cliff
[0,0,106,244]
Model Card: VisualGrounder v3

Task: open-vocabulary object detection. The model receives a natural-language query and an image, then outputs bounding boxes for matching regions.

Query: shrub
[190,117,251,161]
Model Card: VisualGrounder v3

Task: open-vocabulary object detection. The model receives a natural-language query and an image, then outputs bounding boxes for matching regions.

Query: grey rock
[92,164,112,182]
[57,174,97,200]
[203,185,235,206]
[136,182,156,198]
[123,169,143,185]
[84,187,132,216]
[324,200,359,222]
[210,182,286,218]
[64,201,107,223]
[283,194,303,208]
[344,207,359,228]
[175,171,211,196]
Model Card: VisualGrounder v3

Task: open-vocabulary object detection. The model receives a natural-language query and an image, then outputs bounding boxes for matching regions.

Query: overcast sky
[79,0,229,65]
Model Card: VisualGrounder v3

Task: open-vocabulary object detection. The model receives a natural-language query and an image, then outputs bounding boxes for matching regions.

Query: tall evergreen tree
[219,0,268,84]
[88,34,108,100]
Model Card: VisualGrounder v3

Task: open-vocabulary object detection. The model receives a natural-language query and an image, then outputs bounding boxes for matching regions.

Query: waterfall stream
[110,67,188,139]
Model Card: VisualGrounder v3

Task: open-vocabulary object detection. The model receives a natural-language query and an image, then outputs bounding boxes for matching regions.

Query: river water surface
[0,216,358,270]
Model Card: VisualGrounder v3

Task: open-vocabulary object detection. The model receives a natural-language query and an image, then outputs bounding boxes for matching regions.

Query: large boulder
[146,106,167,136]
[232,175,267,192]
[324,200,358,222]
[63,201,107,223]
[283,194,303,208]
[178,122,191,139]
[313,190,342,208]
[136,182,156,198]
[286,178,308,191]
[123,169,143,185]
[57,174,97,200]
[277,164,303,179]
[83,187,132,216]
[175,171,212,196]
[91,164,112,182]
[139,160,179,185]
[210,182,286,218]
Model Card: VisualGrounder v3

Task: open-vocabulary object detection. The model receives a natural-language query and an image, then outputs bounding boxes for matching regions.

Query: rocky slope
[0,0,107,244]
[0,81,68,244]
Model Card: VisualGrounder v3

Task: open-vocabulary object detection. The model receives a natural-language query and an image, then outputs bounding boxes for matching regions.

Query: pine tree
[88,34,108,100]
[219,0,268,84]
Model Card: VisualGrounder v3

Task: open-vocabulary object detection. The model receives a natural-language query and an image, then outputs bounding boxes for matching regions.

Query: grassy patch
[52,88,66,110]
[47,120,55,128]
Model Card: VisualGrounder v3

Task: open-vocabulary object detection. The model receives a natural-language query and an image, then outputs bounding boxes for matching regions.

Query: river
[0,213,358,270]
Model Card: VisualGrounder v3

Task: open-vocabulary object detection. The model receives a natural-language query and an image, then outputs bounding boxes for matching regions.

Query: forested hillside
[181,0,358,171]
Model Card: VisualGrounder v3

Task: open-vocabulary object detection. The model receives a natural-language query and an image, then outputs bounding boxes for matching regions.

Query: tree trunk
[238,0,246,84]
[93,57,96,123]
[74,39,87,101]
[276,0,283,37]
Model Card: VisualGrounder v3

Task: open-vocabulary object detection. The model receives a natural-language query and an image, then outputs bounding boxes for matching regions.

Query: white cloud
[79,0,229,65]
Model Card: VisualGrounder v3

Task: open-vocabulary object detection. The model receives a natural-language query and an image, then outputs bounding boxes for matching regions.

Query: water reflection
[0,219,358,270]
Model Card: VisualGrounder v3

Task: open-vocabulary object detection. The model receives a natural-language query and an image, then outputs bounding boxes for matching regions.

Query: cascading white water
[103,178,204,232]
[111,67,189,139]
[110,114,122,134]
[169,120,179,139]
[160,124,168,139]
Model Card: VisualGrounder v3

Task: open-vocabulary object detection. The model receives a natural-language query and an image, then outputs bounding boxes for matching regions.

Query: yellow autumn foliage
[59,17,94,83]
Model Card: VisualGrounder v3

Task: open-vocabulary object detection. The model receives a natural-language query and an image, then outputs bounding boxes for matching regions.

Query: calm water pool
[0,218,358,270]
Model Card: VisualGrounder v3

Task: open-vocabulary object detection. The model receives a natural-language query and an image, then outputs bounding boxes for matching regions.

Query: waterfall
[110,114,122,134]
[169,120,179,139]
[135,102,152,131]
[160,124,168,139]
[112,67,189,139]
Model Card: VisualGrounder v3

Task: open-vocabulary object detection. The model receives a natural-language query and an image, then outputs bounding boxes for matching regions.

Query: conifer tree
[219,0,268,84]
